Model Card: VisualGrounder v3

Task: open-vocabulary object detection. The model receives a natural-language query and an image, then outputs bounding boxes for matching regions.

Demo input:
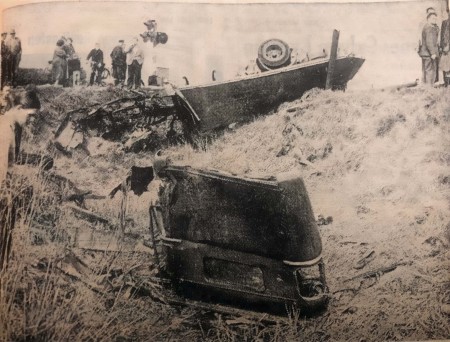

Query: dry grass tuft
[0,169,171,341]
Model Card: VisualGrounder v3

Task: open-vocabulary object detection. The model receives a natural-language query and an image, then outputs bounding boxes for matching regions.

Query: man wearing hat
[110,40,126,86]
[86,43,104,86]
[419,12,440,85]
[1,32,10,90]
[142,19,157,44]
[6,29,21,87]
[141,19,168,46]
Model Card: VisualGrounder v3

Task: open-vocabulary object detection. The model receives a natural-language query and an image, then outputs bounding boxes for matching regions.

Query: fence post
[325,29,340,90]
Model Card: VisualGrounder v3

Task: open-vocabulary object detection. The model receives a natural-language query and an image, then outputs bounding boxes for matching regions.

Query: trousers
[127,60,142,89]
[422,57,437,85]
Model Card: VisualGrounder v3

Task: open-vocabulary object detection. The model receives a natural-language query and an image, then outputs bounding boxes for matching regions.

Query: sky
[1,0,448,89]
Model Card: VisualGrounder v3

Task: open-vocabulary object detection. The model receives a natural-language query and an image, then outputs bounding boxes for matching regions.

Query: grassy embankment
[0,85,449,341]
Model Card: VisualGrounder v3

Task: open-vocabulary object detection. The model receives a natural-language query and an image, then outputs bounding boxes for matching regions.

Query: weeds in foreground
[0,166,325,342]
[0,170,164,341]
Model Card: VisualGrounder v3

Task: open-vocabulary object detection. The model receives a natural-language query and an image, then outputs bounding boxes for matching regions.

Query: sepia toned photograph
[0,0,449,340]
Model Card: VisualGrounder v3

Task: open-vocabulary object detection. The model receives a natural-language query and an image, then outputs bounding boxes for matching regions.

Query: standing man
[1,32,9,90]
[0,85,41,271]
[65,38,80,85]
[86,43,104,86]
[125,37,144,90]
[440,7,450,86]
[419,12,440,86]
[7,29,21,88]
[141,19,157,45]
[52,39,68,86]
[426,8,439,82]
[110,40,126,86]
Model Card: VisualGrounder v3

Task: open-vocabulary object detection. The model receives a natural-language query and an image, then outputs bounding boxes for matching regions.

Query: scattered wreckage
[53,89,182,154]
[53,32,364,154]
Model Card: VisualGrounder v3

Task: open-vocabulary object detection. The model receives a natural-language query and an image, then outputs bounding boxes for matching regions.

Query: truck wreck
[150,166,328,314]
[52,32,364,154]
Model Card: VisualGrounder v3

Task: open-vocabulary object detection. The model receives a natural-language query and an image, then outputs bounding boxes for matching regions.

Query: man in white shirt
[0,86,41,184]
[125,37,145,89]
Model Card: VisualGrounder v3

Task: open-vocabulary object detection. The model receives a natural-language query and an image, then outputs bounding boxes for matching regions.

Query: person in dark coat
[440,8,450,86]
[52,39,68,86]
[1,32,9,90]
[64,38,80,83]
[110,40,126,86]
[425,7,439,82]
[86,43,104,86]
[419,12,440,86]
[7,29,21,87]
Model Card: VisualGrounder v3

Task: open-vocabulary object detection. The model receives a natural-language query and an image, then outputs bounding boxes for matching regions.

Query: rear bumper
[164,239,329,311]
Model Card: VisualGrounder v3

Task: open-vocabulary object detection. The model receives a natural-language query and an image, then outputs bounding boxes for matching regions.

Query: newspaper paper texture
[0,0,449,341]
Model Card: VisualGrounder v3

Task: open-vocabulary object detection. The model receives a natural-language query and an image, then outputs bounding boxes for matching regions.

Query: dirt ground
[1,84,449,341]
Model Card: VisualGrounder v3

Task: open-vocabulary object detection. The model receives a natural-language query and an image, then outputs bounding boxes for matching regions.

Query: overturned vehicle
[52,33,364,155]
[150,166,328,314]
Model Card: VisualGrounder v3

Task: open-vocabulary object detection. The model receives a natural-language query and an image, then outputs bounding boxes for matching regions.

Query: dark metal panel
[163,167,322,262]
[179,57,364,132]
[155,166,329,310]
[166,240,299,302]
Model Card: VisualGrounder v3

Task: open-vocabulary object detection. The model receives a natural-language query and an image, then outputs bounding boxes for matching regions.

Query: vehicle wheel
[101,68,110,80]
[256,57,270,72]
[257,39,291,69]
[156,32,168,44]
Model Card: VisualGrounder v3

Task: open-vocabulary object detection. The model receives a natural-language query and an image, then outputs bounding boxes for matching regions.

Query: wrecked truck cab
[152,166,329,313]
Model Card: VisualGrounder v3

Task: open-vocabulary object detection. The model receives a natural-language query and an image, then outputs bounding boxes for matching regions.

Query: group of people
[51,37,80,86]
[51,36,145,88]
[78,37,145,89]
[1,29,22,90]
[88,20,161,88]
[419,6,450,86]
[3,19,158,90]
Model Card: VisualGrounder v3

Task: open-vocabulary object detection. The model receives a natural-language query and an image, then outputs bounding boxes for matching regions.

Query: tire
[257,39,291,69]
[101,68,110,80]
[256,57,270,72]
[156,32,168,44]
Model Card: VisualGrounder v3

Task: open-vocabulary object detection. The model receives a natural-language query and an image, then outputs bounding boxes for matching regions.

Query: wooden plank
[65,203,110,224]
[166,295,287,324]
[325,29,340,90]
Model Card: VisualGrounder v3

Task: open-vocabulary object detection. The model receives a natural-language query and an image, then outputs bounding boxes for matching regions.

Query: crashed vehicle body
[52,36,364,154]
[176,38,364,133]
[152,166,328,313]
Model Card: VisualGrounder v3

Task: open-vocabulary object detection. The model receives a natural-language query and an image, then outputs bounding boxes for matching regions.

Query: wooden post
[0,197,13,272]
[325,29,340,90]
